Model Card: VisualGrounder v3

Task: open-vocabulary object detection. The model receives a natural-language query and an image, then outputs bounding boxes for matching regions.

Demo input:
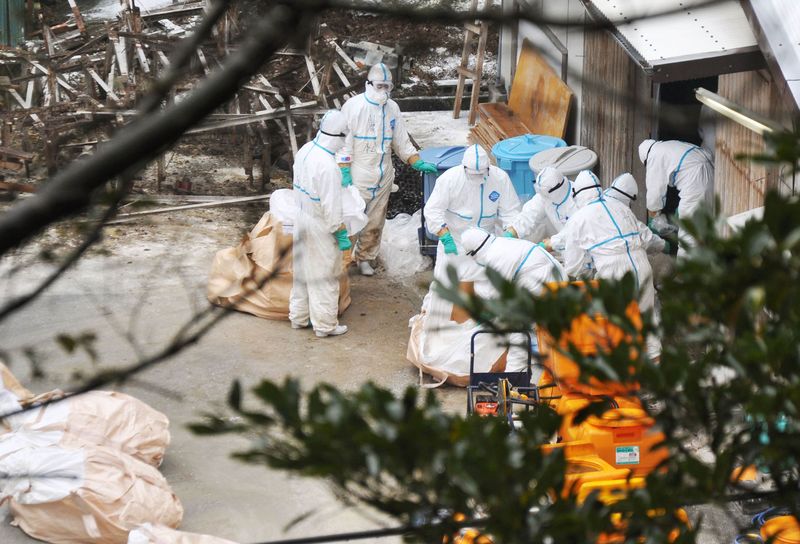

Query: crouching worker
[461,227,567,296]
[289,110,351,338]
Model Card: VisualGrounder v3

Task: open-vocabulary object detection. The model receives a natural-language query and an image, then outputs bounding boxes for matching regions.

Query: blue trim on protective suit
[512,244,565,282]
[553,180,572,222]
[447,209,474,220]
[670,146,699,187]
[594,199,639,286]
[311,139,335,156]
[364,95,380,106]
[293,183,321,202]
[353,135,376,140]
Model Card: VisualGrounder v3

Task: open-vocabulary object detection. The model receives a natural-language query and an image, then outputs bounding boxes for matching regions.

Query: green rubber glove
[334,228,352,251]
[439,231,458,255]
[412,159,438,174]
[502,230,517,238]
[647,217,659,235]
[340,166,353,187]
[662,240,672,254]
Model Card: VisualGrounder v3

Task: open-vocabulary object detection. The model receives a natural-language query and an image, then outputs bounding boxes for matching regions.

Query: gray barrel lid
[528,146,598,177]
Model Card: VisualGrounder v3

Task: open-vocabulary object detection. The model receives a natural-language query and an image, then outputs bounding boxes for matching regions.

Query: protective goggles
[320,129,346,138]
[464,165,489,176]
[547,178,567,194]
[572,183,601,198]
[608,185,636,201]
[467,233,492,257]
[368,80,394,92]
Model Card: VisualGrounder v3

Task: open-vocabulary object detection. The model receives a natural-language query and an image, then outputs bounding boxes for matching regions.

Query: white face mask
[365,83,390,105]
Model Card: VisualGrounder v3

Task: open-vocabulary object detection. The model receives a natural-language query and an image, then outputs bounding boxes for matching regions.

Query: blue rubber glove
[662,240,672,254]
[439,231,458,255]
[340,166,353,187]
[411,159,438,174]
[502,229,517,238]
[334,228,352,251]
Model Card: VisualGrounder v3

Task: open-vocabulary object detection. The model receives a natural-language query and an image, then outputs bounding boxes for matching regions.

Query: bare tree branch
[0,4,305,257]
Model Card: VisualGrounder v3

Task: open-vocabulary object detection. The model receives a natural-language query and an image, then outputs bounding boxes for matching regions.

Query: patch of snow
[82,0,175,20]
[402,110,471,150]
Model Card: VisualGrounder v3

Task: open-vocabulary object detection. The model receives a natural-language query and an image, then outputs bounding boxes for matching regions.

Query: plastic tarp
[6,391,170,467]
[378,210,432,278]
[0,437,183,544]
[207,212,351,320]
[128,524,239,544]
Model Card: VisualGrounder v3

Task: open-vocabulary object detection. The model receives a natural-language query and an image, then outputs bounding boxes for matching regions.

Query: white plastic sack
[6,390,170,467]
[268,189,298,233]
[269,187,368,236]
[129,524,239,544]
[0,437,183,544]
[379,210,433,278]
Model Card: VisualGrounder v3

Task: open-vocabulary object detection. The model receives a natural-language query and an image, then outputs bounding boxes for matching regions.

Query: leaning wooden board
[471,38,573,149]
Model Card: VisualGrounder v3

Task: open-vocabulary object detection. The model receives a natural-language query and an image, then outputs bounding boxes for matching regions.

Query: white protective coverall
[510,166,577,247]
[638,139,714,255]
[424,144,521,299]
[604,173,666,254]
[560,171,661,360]
[288,111,349,335]
[461,227,567,295]
[341,63,418,264]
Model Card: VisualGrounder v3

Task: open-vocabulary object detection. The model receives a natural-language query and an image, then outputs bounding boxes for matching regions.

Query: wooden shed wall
[0,0,26,47]
[580,29,655,220]
[714,70,792,218]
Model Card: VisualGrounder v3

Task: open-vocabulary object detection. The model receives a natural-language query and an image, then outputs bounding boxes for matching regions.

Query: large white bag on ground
[207,212,351,320]
[379,210,432,278]
[128,524,239,544]
[6,390,170,467]
[0,437,183,544]
[407,310,528,387]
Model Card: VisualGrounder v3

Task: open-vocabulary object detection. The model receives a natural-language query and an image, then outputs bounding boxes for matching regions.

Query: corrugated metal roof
[582,0,764,81]
[742,0,800,109]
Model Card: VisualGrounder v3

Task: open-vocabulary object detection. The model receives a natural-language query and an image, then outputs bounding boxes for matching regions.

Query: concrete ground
[0,202,475,543]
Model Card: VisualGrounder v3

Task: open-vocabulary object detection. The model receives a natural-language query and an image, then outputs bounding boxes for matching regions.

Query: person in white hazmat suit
[289,110,353,338]
[341,63,438,277]
[506,166,577,252]
[638,139,714,256]
[560,171,662,361]
[604,173,672,255]
[423,144,521,322]
[461,227,567,296]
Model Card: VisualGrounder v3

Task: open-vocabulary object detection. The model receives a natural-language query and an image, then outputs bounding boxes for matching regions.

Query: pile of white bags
[0,361,183,543]
[6,390,170,467]
[128,524,239,544]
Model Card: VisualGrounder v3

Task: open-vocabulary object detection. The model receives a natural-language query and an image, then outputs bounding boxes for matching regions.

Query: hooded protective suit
[422,144,521,326]
[461,227,566,295]
[604,173,666,254]
[509,166,577,245]
[638,139,714,255]
[289,111,349,334]
[424,144,521,282]
[559,171,661,359]
[340,63,418,264]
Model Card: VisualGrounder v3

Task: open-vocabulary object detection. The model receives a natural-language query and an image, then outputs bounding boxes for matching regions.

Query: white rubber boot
[315,325,348,338]
[358,261,375,276]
